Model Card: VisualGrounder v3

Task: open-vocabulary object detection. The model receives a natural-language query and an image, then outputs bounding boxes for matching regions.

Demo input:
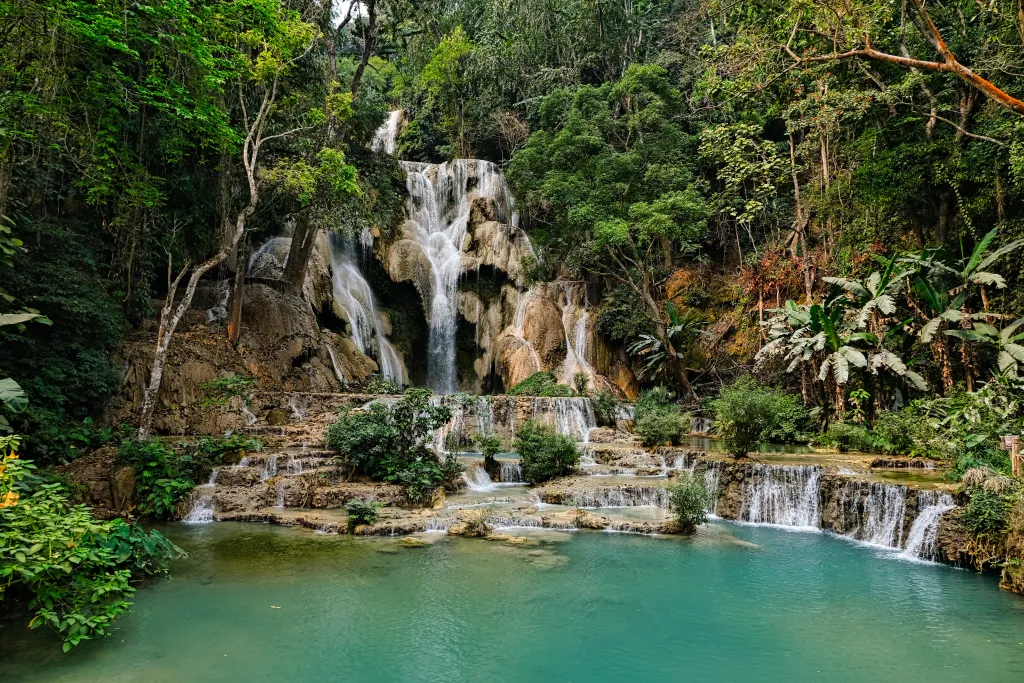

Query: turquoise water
[2,522,1024,682]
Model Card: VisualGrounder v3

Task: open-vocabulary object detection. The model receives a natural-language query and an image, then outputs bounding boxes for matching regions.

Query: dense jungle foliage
[0,0,1022,650]
[0,0,1020,470]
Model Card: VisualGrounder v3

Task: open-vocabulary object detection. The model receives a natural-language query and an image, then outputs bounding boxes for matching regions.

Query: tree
[509,65,710,397]
[139,2,324,436]
[782,0,1024,116]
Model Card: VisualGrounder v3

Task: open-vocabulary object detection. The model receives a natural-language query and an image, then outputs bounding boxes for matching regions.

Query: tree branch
[785,2,1024,116]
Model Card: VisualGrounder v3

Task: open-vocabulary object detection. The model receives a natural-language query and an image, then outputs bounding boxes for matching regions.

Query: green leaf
[0,378,28,413]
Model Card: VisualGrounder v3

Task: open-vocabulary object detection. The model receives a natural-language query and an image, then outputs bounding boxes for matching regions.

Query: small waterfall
[498,461,524,483]
[240,404,258,427]
[328,233,403,385]
[401,159,516,393]
[274,481,285,508]
[741,465,822,528]
[556,282,599,388]
[855,483,908,548]
[205,280,231,323]
[702,462,722,514]
[899,492,956,561]
[325,344,346,386]
[289,395,306,421]
[247,236,290,276]
[475,398,495,435]
[560,485,669,508]
[371,110,402,154]
[182,470,219,524]
[260,455,278,481]
[509,288,542,376]
[551,397,596,443]
[462,464,496,492]
[690,416,713,435]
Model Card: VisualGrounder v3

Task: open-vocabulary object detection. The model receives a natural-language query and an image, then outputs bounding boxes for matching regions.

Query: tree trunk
[227,237,247,343]
[139,193,258,437]
[960,308,976,392]
[282,213,316,294]
[933,338,955,394]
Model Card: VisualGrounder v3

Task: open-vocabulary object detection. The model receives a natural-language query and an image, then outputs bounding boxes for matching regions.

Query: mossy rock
[265,408,290,426]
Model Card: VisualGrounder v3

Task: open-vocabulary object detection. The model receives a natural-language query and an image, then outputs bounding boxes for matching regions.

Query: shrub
[667,474,711,534]
[514,420,580,484]
[634,387,688,446]
[590,390,620,427]
[117,438,193,519]
[325,389,452,504]
[573,372,590,396]
[198,374,253,406]
[1,436,184,650]
[476,432,504,470]
[364,373,400,394]
[812,421,878,453]
[709,376,804,456]
[345,498,382,531]
[961,488,1013,535]
[117,435,261,519]
[509,371,574,397]
[439,453,465,491]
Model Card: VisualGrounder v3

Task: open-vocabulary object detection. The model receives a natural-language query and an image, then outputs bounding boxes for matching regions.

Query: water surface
[2,523,1023,682]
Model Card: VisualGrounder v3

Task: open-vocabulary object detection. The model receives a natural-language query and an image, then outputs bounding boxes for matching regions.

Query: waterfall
[852,483,908,548]
[462,464,496,491]
[702,462,722,514]
[507,287,543,377]
[205,280,231,323]
[259,455,278,482]
[240,404,258,426]
[328,233,404,385]
[556,283,598,388]
[371,110,402,155]
[182,470,219,524]
[400,159,515,393]
[247,236,290,276]
[560,485,669,508]
[899,492,956,561]
[325,344,346,385]
[550,397,596,443]
[273,481,285,508]
[741,465,822,528]
[498,461,524,483]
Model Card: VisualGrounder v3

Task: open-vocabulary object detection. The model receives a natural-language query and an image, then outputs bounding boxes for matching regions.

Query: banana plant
[823,254,914,330]
[946,317,1024,378]
[903,227,1024,292]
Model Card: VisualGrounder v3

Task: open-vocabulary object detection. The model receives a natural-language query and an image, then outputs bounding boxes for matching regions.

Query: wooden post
[1000,435,1021,478]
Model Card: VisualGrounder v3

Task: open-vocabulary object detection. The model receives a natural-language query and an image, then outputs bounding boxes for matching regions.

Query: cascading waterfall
[556,282,599,388]
[328,233,403,385]
[899,491,955,561]
[741,465,822,528]
[508,288,542,376]
[401,159,516,393]
[851,483,908,548]
[561,485,669,508]
[182,470,218,524]
[462,464,496,492]
[498,461,524,483]
[247,236,290,276]
[260,455,278,482]
[371,110,402,154]
[702,462,722,514]
[548,397,596,443]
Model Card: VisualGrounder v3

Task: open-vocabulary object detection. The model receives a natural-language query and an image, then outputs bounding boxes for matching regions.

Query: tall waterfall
[741,465,822,528]
[401,159,516,393]
[328,233,404,385]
